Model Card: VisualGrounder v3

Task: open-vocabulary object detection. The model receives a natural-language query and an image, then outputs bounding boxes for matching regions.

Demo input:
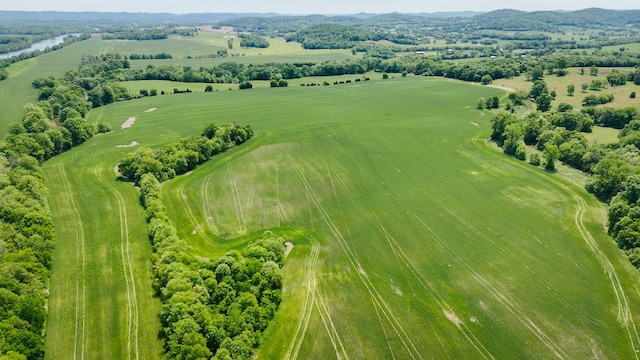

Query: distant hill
[475,8,640,29]
[0,8,638,30]
[414,11,483,18]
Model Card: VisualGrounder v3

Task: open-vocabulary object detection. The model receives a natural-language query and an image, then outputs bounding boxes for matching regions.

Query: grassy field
[493,67,640,110]
[40,76,640,359]
[43,137,164,359]
[0,34,355,135]
[584,126,621,145]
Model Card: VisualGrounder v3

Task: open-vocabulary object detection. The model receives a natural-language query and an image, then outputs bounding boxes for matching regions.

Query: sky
[0,0,636,14]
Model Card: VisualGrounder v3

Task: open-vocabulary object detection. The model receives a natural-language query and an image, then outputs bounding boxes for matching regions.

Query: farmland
[2,9,640,359]
[38,77,640,358]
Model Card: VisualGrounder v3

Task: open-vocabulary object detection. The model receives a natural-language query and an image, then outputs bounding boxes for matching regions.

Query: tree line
[238,34,269,48]
[0,86,106,360]
[100,27,196,41]
[31,51,640,105]
[118,122,253,185]
[124,123,286,359]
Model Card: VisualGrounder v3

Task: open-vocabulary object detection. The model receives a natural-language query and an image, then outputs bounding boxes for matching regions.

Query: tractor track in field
[328,165,492,359]
[326,133,573,358]
[201,173,221,236]
[326,135,497,358]
[95,165,140,360]
[557,182,640,358]
[57,163,86,360]
[428,195,583,316]
[226,159,246,233]
[259,160,286,227]
[177,184,202,235]
[281,144,422,360]
[285,238,320,360]
[475,137,640,357]
[315,288,349,360]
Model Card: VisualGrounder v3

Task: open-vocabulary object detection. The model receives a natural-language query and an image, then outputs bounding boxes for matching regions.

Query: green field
[0,34,357,134]
[40,76,640,358]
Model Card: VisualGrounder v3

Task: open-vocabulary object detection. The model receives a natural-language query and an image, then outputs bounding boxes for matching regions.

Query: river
[0,34,80,60]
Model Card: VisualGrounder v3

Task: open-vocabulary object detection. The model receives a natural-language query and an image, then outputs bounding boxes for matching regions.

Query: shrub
[239,81,253,90]
[529,153,541,166]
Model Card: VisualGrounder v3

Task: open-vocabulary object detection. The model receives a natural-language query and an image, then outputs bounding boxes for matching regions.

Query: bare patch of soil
[391,284,403,296]
[115,141,140,148]
[444,309,462,328]
[121,117,136,129]
[284,242,294,257]
[144,107,157,113]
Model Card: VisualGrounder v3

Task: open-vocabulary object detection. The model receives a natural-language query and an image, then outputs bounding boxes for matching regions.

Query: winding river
[0,34,80,60]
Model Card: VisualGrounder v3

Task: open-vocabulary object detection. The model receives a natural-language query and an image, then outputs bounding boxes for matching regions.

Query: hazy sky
[0,0,637,14]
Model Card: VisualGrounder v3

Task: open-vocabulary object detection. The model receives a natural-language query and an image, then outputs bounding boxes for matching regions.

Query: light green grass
[57,76,640,359]
[603,43,640,52]
[493,67,640,109]
[584,125,621,145]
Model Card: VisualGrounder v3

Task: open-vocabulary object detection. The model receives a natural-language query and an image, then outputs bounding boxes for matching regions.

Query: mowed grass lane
[140,78,640,358]
[46,77,640,358]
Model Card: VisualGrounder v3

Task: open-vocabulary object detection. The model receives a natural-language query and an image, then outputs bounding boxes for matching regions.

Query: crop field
[113,34,355,65]
[40,76,640,359]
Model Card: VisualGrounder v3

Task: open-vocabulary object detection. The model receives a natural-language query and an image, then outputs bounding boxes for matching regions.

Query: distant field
[493,67,640,109]
[114,34,356,65]
[603,42,640,52]
[39,76,640,359]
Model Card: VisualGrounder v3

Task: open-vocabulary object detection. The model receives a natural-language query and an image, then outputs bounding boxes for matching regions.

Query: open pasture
[493,67,640,109]
[116,34,355,66]
[42,76,640,358]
